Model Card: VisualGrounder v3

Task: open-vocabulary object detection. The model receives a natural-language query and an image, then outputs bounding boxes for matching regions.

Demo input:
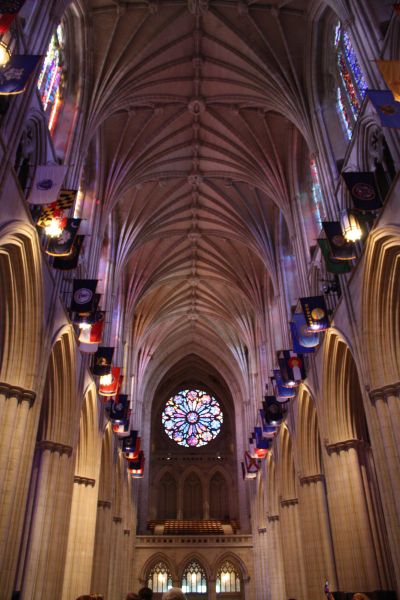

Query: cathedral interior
[0,0,400,599]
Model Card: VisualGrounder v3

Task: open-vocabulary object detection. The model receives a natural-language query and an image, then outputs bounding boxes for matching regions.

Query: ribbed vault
[83,0,314,391]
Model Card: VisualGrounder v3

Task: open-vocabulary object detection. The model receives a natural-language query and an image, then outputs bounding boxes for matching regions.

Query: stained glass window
[181,561,207,593]
[147,561,173,593]
[334,23,368,140]
[37,23,65,134]
[216,561,241,593]
[162,389,223,448]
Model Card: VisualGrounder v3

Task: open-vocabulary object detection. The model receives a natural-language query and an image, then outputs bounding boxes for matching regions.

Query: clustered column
[0,383,36,599]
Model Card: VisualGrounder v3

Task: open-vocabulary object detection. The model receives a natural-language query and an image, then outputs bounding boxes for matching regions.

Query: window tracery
[334,23,367,140]
[181,561,207,594]
[216,561,241,593]
[37,23,65,134]
[146,561,173,593]
[162,389,223,448]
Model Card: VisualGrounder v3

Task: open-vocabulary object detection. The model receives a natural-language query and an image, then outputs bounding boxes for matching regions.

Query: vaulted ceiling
[83,0,315,389]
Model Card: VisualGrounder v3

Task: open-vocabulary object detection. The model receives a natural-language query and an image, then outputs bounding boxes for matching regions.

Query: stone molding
[369,383,400,403]
[280,498,299,507]
[300,473,325,485]
[97,500,111,509]
[124,529,130,535]
[113,516,122,523]
[267,514,279,522]
[36,440,73,456]
[74,475,95,487]
[325,438,365,455]
[0,381,36,405]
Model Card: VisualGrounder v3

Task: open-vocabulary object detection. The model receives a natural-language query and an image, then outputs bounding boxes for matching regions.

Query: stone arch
[178,553,211,583]
[322,329,368,444]
[321,329,394,590]
[37,326,78,447]
[182,470,204,520]
[296,385,322,477]
[209,470,230,520]
[278,426,297,502]
[157,470,178,519]
[362,227,400,389]
[213,551,249,582]
[0,222,43,390]
[140,552,177,587]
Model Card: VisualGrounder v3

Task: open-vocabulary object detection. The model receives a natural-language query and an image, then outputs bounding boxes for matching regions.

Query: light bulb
[100,372,113,386]
[44,218,63,238]
[0,43,10,67]
[340,209,362,243]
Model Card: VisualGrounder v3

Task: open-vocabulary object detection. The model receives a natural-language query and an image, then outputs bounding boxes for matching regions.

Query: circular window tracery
[162,389,223,448]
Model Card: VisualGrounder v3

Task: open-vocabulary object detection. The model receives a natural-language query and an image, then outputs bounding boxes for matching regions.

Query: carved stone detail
[300,474,325,485]
[113,516,122,523]
[0,382,36,405]
[369,383,400,403]
[325,438,365,455]
[74,475,96,487]
[188,0,209,15]
[36,440,73,456]
[267,514,279,522]
[280,498,299,507]
[97,500,111,509]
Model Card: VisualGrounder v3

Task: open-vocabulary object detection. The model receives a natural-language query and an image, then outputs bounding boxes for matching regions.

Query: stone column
[368,384,400,594]
[107,516,124,600]
[323,439,384,591]
[209,577,217,600]
[122,528,132,595]
[0,383,36,598]
[21,441,75,600]
[266,515,286,600]
[279,498,307,600]
[298,474,337,600]
[61,476,98,600]
[91,500,113,596]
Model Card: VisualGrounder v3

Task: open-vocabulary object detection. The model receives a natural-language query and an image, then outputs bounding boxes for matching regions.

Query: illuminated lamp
[340,209,362,242]
[99,372,113,386]
[44,217,64,238]
[0,42,10,67]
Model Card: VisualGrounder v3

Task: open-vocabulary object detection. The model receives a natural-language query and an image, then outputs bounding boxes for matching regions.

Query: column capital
[74,475,96,487]
[36,440,73,456]
[97,500,111,508]
[280,497,299,507]
[267,514,279,522]
[113,516,122,523]
[325,438,365,455]
[0,381,36,405]
[124,529,130,535]
[300,473,325,485]
[369,382,400,403]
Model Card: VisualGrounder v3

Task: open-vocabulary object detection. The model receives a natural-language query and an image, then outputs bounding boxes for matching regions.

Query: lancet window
[37,23,65,133]
[146,561,173,593]
[334,23,368,140]
[181,561,207,593]
[216,561,241,593]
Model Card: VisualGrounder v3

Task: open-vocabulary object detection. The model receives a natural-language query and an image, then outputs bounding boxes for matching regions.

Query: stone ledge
[37,440,73,456]
[300,474,325,485]
[98,500,111,509]
[369,383,400,402]
[280,498,299,507]
[325,438,365,455]
[0,381,36,405]
[74,475,96,487]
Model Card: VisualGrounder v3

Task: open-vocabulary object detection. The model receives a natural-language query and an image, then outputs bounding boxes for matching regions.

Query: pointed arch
[278,426,297,502]
[179,555,210,592]
[182,470,204,520]
[38,326,77,446]
[209,471,229,520]
[296,385,323,477]
[0,222,43,390]
[322,329,368,444]
[362,226,400,389]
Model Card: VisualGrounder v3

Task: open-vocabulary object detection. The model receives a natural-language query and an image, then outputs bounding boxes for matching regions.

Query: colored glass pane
[37,23,64,133]
[162,389,223,448]
[147,561,173,593]
[216,561,241,593]
[310,157,325,227]
[334,23,368,140]
[181,561,207,593]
